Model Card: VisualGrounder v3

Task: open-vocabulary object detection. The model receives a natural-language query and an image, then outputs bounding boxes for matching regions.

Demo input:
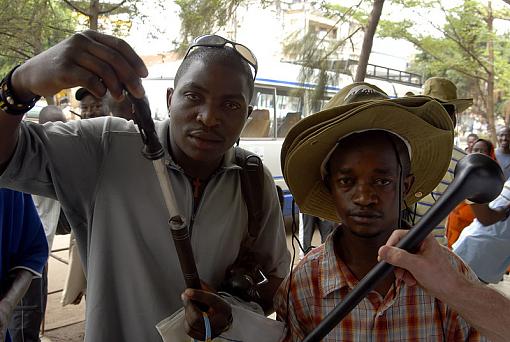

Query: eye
[184,92,201,102]
[224,101,241,110]
[336,177,354,186]
[374,178,392,186]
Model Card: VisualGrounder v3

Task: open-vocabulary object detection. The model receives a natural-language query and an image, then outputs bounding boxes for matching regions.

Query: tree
[0,0,76,78]
[62,0,138,31]
[355,0,385,82]
[174,0,247,53]
[378,0,510,143]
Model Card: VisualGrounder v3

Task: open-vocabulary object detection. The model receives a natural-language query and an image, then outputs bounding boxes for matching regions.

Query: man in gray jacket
[0,30,290,341]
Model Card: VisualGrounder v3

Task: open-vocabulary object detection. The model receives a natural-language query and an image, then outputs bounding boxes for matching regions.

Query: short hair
[39,105,66,124]
[174,46,254,100]
[474,138,494,151]
[467,133,479,139]
[497,126,510,135]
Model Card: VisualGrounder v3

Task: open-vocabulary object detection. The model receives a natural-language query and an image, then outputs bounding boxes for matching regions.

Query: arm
[0,269,33,341]
[378,230,510,342]
[470,202,508,226]
[0,30,147,172]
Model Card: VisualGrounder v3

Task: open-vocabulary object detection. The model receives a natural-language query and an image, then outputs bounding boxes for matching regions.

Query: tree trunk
[486,1,497,144]
[89,0,100,30]
[354,0,385,82]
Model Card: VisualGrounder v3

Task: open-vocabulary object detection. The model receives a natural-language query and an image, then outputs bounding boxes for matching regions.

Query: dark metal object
[129,92,203,297]
[169,218,202,290]
[127,94,164,160]
[303,153,504,342]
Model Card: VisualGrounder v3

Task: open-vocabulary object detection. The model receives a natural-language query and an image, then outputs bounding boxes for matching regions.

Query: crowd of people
[0,30,509,342]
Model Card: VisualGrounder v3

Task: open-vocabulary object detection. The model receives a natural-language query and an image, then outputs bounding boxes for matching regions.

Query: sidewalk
[42,235,85,341]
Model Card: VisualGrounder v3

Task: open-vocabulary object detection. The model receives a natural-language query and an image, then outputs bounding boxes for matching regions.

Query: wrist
[435,268,472,302]
[1,65,40,116]
[10,64,37,102]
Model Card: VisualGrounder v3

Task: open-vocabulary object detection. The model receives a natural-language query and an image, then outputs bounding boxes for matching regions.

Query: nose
[197,106,220,127]
[352,182,378,207]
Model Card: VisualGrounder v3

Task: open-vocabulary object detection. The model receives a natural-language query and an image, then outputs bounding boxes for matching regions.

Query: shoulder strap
[235,147,265,247]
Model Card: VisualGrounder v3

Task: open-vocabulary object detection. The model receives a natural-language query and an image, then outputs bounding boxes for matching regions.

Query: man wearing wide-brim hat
[407,77,473,246]
[273,83,485,341]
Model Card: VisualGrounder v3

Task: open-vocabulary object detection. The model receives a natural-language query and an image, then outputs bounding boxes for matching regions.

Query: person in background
[8,106,66,342]
[495,127,510,180]
[407,77,472,245]
[298,214,336,256]
[1,190,48,342]
[445,138,495,248]
[465,133,479,153]
[75,87,109,119]
[453,150,510,284]
[106,92,135,121]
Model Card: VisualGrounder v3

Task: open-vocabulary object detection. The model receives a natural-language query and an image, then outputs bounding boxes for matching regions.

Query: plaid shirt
[275,228,486,342]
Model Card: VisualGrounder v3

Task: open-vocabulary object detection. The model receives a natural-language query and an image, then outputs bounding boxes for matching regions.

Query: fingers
[62,65,106,98]
[378,244,417,271]
[77,31,145,98]
[82,30,148,77]
[182,289,232,339]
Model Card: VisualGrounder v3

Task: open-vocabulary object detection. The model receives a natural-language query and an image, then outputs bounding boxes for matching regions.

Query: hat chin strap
[388,136,403,227]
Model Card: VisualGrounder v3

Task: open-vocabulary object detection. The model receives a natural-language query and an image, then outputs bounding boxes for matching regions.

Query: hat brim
[449,98,473,113]
[282,97,454,222]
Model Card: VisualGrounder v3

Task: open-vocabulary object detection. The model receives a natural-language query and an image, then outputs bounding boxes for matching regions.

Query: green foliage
[174,0,247,54]
[379,0,510,101]
[0,0,76,74]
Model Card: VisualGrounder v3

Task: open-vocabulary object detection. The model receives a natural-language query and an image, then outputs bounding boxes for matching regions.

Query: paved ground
[41,235,85,342]
[42,231,510,341]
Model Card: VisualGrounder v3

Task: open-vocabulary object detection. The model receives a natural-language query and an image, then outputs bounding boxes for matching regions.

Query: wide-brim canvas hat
[281,84,454,223]
[423,77,473,113]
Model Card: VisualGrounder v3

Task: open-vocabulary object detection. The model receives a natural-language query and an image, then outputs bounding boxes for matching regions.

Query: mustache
[347,210,383,218]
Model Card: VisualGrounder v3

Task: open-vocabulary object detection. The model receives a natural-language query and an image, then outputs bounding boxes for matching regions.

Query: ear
[402,174,415,198]
[166,88,174,112]
[247,105,253,118]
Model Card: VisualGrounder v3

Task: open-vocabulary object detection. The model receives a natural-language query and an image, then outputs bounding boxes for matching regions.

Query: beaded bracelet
[0,65,40,116]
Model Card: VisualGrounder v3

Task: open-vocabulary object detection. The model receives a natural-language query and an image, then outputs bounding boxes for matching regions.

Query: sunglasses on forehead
[184,34,258,80]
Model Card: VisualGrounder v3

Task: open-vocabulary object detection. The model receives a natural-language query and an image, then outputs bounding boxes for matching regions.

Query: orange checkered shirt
[275,228,486,342]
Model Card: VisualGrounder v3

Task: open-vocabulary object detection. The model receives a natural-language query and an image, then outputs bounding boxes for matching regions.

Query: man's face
[167,60,252,164]
[467,136,477,151]
[327,136,413,239]
[497,128,510,149]
[80,95,109,119]
[472,141,489,156]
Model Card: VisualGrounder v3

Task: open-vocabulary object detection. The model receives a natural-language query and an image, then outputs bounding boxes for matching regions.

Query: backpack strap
[234,147,265,248]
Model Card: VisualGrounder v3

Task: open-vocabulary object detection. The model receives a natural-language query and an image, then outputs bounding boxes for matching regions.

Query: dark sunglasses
[184,34,258,80]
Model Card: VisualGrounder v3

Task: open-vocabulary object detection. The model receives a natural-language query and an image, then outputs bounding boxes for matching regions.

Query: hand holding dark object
[378,230,463,298]
[181,289,233,340]
[10,30,148,102]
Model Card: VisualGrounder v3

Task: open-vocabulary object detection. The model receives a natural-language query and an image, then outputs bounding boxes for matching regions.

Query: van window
[242,86,276,138]
[276,89,303,138]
